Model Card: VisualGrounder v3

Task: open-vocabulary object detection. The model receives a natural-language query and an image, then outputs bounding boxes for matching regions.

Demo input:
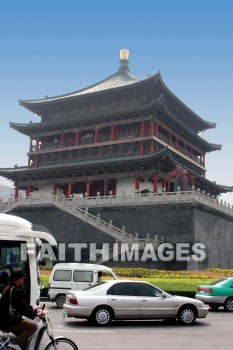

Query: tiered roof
[11,96,221,153]
[12,50,221,154]
[18,50,215,134]
[1,49,231,196]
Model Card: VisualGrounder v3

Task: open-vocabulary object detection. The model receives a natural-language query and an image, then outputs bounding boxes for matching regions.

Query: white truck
[48,262,117,307]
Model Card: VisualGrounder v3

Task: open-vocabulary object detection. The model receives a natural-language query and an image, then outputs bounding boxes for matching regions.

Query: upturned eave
[11,96,221,154]
[0,148,230,194]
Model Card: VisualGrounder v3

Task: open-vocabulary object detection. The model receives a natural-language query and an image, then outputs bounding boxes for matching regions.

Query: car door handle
[142,299,147,302]
[110,298,116,301]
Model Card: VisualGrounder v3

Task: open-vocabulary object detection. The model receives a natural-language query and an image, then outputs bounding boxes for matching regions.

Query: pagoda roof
[0,147,231,194]
[19,58,145,106]
[12,95,221,153]
[18,50,215,134]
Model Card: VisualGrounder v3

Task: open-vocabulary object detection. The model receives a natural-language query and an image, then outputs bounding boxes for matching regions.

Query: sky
[0,0,232,205]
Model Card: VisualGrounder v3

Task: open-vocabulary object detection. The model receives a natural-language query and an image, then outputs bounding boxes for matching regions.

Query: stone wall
[94,206,195,242]
[194,208,233,269]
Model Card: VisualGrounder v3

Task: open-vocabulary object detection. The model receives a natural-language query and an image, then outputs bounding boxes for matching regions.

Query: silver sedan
[63,280,208,326]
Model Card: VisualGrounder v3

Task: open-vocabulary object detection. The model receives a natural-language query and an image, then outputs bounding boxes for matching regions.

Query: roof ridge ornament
[119,49,130,73]
[120,49,129,60]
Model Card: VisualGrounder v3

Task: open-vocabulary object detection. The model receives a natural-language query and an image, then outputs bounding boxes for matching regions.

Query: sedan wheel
[93,307,112,326]
[224,298,233,312]
[177,306,196,325]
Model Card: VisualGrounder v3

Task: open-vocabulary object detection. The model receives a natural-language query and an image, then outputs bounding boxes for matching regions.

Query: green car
[195,277,233,311]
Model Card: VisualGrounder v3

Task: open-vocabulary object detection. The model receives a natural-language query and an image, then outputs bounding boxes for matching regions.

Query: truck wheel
[56,295,66,308]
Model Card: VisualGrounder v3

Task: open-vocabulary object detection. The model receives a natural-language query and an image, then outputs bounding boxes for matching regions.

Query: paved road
[42,302,233,350]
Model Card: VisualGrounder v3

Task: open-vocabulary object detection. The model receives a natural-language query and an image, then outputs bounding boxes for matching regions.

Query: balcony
[30,130,203,167]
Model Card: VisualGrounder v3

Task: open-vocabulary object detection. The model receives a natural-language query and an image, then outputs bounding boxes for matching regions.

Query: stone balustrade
[0,189,232,219]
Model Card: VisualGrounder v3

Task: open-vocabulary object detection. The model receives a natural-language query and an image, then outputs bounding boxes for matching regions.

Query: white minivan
[48,263,117,307]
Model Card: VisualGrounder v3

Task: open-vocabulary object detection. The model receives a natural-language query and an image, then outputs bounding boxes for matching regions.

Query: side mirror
[162,292,167,298]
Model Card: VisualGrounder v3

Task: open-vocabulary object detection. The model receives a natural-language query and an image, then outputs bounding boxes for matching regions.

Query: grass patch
[143,278,213,292]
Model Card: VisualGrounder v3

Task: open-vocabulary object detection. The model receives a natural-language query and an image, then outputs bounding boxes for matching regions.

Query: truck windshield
[84,281,106,291]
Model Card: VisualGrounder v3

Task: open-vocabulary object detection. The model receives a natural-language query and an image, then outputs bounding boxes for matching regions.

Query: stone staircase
[0,194,161,245]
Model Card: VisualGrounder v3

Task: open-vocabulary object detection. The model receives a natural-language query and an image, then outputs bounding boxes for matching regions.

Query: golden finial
[120,49,129,60]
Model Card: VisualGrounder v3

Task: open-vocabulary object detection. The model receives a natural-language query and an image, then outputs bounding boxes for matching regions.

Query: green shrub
[39,265,53,271]
[111,267,212,279]
[206,268,233,275]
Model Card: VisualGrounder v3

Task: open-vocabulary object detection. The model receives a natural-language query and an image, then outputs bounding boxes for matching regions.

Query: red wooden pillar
[104,176,109,196]
[153,174,157,193]
[67,182,72,197]
[26,185,31,197]
[36,137,39,151]
[61,133,64,148]
[162,178,166,192]
[135,176,140,192]
[31,137,39,168]
[111,125,114,141]
[53,182,57,195]
[29,137,33,152]
[140,141,144,156]
[112,180,116,196]
[155,121,158,137]
[94,128,98,143]
[169,132,172,146]
[150,120,154,136]
[86,181,90,197]
[75,132,79,146]
[150,140,154,153]
[182,175,186,191]
[15,186,19,200]
[140,121,144,137]
[167,175,171,192]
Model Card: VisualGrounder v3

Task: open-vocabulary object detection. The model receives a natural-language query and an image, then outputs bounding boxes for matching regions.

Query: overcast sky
[0,0,232,205]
